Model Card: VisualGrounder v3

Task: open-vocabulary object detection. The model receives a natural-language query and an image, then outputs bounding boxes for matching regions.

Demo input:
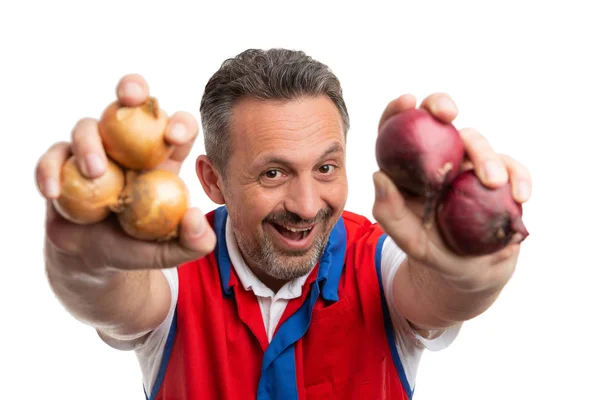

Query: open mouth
[271,223,313,241]
[265,221,318,252]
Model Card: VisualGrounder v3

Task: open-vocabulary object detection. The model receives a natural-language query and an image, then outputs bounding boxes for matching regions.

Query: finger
[419,92,458,123]
[115,73,150,107]
[177,207,217,255]
[35,141,71,199]
[71,118,107,178]
[164,111,200,160]
[372,171,429,262]
[149,207,217,270]
[153,112,201,174]
[499,154,532,203]
[378,94,417,130]
[459,127,508,187]
[45,199,85,255]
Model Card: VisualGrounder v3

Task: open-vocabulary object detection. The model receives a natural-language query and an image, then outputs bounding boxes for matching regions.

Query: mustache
[263,207,333,227]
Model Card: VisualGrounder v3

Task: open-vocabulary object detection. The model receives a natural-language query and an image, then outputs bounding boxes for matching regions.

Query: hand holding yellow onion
[55,95,190,242]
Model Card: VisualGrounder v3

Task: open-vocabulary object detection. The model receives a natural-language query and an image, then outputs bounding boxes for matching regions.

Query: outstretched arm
[373,93,532,332]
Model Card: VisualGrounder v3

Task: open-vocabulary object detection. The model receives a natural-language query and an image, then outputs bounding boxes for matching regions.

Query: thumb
[157,207,217,268]
[372,171,427,262]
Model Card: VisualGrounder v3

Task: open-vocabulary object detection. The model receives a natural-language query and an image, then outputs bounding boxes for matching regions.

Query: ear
[196,155,226,204]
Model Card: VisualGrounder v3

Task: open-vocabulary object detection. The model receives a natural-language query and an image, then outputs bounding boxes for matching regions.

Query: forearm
[44,239,170,340]
[393,257,507,330]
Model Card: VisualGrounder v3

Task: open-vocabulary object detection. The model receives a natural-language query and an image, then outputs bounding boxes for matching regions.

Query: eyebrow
[255,142,344,169]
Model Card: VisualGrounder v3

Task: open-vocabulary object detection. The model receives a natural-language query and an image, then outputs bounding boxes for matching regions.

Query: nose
[284,175,324,222]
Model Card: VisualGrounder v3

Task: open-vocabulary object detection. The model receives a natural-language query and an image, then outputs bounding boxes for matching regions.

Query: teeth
[284,226,311,233]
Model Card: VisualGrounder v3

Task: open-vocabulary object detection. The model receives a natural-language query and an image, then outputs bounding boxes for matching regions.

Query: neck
[247,264,288,293]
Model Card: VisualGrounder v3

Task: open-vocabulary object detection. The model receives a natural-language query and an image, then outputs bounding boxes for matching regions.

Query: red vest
[146,206,412,400]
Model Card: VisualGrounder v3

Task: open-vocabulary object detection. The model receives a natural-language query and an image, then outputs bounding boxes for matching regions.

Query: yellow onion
[115,169,189,241]
[98,97,173,171]
[53,156,125,224]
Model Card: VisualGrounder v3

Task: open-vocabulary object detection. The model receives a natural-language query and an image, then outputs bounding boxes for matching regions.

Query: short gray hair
[199,48,350,174]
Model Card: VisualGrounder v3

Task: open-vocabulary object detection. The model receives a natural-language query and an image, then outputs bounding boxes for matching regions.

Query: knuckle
[470,135,491,154]
[459,127,478,140]
[74,117,96,131]
[152,245,174,270]
[500,153,531,180]
[45,217,83,256]
[498,153,514,163]
[71,118,97,141]
[50,140,71,152]
[38,141,70,170]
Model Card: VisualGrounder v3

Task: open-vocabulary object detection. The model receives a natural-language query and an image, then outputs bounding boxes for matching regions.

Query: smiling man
[36,48,532,399]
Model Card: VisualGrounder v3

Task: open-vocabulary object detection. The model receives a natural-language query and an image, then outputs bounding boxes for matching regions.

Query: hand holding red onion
[376,108,529,256]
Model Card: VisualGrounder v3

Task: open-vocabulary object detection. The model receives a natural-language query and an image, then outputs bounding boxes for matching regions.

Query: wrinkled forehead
[228,96,345,158]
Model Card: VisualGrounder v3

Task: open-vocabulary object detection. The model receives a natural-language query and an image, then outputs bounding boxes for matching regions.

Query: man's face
[221,95,348,283]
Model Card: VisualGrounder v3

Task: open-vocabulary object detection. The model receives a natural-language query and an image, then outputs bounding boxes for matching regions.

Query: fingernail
[435,97,456,115]
[190,215,207,237]
[169,123,187,143]
[44,178,59,198]
[483,161,507,184]
[374,174,387,200]
[84,154,105,177]
[120,82,143,99]
[517,181,531,201]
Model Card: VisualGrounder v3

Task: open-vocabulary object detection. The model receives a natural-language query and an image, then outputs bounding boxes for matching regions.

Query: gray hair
[199,48,350,174]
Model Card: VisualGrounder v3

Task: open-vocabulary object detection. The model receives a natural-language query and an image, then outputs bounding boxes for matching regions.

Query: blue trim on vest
[257,216,347,400]
[211,205,348,400]
[375,234,414,399]
[319,217,346,302]
[146,308,178,400]
[214,206,233,298]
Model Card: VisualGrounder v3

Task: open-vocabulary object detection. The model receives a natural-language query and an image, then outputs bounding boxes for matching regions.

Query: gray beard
[234,225,329,281]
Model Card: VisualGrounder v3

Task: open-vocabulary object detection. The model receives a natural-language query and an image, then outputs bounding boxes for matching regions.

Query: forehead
[228,95,345,157]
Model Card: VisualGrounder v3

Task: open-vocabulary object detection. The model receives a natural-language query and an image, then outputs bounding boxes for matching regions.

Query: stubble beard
[233,209,335,282]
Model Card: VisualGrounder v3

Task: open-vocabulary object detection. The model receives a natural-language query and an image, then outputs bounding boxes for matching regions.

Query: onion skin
[376,108,465,223]
[98,97,172,171]
[436,170,529,256]
[53,156,125,224]
[116,170,189,241]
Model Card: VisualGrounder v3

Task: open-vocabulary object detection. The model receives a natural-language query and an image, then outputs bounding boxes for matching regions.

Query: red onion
[436,170,529,256]
[376,108,465,222]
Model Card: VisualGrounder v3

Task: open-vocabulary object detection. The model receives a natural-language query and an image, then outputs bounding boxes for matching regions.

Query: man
[36,48,531,399]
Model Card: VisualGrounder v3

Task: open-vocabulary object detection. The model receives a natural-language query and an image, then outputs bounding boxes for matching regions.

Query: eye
[264,169,283,179]
[318,164,336,175]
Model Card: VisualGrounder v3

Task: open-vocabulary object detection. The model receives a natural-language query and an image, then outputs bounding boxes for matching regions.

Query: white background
[1,0,598,398]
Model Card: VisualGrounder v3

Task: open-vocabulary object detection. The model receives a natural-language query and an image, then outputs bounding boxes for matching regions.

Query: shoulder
[341,210,385,245]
